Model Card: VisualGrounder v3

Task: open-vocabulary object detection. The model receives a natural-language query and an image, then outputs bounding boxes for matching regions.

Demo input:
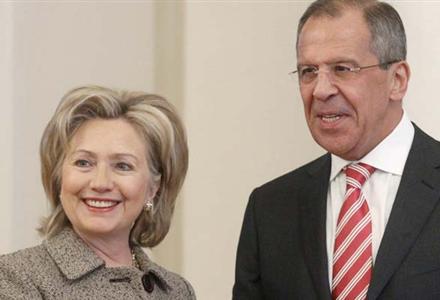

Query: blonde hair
[39,85,188,247]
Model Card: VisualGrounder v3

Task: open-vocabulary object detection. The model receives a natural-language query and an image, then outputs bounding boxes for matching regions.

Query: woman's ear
[148,178,160,201]
[390,61,411,102]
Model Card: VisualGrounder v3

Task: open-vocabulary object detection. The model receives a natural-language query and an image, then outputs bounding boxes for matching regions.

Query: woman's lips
[82,198,120,211]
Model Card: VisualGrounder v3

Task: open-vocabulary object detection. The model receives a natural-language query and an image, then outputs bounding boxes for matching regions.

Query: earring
[144,198,153,212]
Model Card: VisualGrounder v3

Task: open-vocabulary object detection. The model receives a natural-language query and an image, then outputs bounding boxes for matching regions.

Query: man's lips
[317,113,346,123]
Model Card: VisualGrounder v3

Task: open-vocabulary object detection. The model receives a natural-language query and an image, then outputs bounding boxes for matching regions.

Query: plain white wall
[398,3,440,136]
[2,2,440,300]
[0,2,14,254]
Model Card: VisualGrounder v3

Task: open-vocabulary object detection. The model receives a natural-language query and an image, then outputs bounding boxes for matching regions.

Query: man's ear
[390,61,411,102]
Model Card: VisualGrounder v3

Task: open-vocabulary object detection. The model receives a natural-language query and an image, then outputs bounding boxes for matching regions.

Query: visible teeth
[85,200,117,208]
[321,115,341,122]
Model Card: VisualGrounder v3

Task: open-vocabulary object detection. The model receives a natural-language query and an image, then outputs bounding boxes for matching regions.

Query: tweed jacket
[0,227,196,299]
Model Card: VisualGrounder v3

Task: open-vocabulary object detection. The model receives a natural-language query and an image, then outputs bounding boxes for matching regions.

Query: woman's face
[60,118,157,241]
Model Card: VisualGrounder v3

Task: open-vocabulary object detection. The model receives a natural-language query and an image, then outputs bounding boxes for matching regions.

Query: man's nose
[90,165,114,192]
[312,71,338,101]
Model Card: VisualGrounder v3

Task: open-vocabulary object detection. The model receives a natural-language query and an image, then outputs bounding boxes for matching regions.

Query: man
[233,0,440,299]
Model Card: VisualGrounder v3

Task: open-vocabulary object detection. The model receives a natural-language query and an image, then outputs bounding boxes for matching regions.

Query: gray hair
[296,0,406,67]
[39,85,188,248]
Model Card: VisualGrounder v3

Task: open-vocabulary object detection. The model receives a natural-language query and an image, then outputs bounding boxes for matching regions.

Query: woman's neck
[73,228,133,268]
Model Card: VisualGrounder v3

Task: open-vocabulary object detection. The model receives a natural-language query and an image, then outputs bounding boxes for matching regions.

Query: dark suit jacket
[233,125,440,300]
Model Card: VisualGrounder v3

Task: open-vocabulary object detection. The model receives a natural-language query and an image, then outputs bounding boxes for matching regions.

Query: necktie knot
[345,163,375,188]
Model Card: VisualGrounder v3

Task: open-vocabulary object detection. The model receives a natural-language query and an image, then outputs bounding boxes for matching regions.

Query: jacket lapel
[299,154,332,300]
[44,227,104,280]
[367,126,440,299]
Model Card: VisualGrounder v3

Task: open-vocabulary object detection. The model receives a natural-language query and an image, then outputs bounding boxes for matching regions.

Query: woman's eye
[115,162,133,171]
[74,159,91,168]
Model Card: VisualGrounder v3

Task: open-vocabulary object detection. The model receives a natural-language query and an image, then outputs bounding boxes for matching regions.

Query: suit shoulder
[413,124,440,148]
[0,244,48,271]
[0,245,47,299]
[253,153,330,195]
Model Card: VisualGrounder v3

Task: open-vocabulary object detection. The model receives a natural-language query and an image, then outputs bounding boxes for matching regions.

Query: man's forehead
[297,9,372,61]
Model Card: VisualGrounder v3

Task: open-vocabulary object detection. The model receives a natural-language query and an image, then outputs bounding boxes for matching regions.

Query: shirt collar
[43,226,170,291]
[330,110,414,181]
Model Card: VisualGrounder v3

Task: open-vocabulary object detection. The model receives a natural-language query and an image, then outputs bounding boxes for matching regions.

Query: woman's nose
[90,164,114,192]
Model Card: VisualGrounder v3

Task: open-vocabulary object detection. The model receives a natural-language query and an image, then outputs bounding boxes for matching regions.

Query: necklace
[131,248,140,269]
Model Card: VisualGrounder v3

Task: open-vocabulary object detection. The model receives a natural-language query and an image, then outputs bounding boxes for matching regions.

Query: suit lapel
[299,154,332,300]
[367,126,440,299]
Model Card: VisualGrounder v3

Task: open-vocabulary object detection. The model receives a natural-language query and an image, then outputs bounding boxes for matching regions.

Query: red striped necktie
[332,163,375,300]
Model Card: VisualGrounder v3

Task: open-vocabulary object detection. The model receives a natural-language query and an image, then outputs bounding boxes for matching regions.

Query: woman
[0,86,195,299]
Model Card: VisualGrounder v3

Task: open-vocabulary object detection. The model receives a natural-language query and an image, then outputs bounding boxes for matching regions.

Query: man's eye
[333,64,353,73]
[299,66,317,77]
[74,159,91,168]
[115,162,133,171]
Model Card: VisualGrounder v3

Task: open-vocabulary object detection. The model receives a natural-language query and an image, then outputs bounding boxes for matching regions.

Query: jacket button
[142,273,154,293]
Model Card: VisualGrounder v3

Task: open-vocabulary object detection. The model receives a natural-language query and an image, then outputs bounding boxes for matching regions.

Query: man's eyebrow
[331,58,358,64]
[298,57,359,66]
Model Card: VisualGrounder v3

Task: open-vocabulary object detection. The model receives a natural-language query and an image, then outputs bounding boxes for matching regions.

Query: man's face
[297,9,403,160]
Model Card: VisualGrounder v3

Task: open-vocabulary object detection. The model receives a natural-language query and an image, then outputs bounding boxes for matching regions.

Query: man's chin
[313,135,356,158]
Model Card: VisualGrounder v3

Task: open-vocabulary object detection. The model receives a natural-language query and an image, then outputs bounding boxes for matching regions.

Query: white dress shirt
[326,111,415,285]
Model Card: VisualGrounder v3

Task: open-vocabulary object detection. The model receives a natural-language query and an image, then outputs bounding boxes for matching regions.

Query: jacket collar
[44,227,103,280]
[367,124,440,299]
[43,227,170,291]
